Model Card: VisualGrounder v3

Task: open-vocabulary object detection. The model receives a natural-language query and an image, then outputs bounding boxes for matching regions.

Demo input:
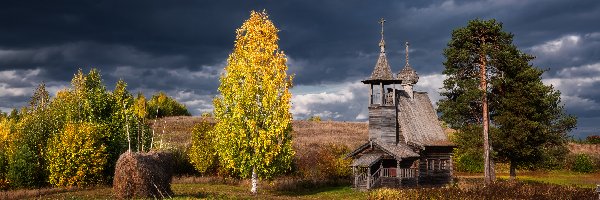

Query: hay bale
[113,151,174,199]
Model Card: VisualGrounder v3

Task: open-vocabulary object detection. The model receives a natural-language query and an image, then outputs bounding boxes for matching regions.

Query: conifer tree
[439,19,576,182]
[213,10,294,194]
[439,19,508,184]
[491,50,576,180]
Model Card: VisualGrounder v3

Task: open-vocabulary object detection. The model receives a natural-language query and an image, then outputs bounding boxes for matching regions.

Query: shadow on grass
[274,185,353,197]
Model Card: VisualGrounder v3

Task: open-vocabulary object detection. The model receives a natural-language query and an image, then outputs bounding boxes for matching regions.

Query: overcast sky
[1,0,599,138]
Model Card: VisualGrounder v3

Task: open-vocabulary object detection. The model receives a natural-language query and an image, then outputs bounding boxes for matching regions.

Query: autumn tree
[213,10,294,194]
[7,83,56,187]
[147,91,191,118]
[188,119,218,174]
[133,92,149,151]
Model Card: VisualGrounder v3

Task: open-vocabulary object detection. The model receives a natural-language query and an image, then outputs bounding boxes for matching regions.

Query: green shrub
[454,150,484,173]
[585,135,600,144]
[571,154,595,173]
[46,123,109,186]
[0,150,7,190]
[7,145,39,188]
[188,120,218,174]
[171,146,197,176]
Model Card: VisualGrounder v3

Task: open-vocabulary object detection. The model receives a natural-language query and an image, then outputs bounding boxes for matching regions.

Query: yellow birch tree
[213,10,294,194]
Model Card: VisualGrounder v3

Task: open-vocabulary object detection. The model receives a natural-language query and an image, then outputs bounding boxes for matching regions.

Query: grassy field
[496,171,600,188]
[2,117,599,199]
[3,173,597,199]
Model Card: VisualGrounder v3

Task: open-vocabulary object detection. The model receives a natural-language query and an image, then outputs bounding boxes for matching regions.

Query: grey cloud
[0,0,599,138]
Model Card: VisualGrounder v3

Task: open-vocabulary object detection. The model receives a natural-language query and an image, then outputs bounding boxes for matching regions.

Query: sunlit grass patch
[496,170,600,188]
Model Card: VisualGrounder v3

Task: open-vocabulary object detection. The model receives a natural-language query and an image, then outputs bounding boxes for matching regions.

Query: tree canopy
[147,91,191,118]
[212,10,294,194]
[438,19,576,180]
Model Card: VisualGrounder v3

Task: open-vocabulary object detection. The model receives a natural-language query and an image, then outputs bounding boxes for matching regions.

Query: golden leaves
[213,10,294,179]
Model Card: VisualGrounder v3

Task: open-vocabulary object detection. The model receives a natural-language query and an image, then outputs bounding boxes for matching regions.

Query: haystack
[113,151,174,199]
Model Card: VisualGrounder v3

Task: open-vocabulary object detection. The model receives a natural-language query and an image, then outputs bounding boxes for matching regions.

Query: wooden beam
[380,82,384,105]
[369,84,373,105]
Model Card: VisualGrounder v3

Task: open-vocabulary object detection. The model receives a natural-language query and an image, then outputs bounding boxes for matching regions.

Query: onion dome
[398,42,419,85]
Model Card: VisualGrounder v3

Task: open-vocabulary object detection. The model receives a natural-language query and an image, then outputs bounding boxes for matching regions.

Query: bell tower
[361,18,401,143]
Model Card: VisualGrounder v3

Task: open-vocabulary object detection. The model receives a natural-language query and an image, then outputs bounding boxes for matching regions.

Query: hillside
[150,116,598,156]
[149,116,368,150]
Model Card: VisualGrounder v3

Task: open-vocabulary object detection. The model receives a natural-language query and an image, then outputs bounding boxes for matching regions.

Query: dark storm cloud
[1,0,599,137]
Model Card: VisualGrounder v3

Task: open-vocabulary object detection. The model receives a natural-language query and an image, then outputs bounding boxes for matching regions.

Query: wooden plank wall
[417,149,453,185]
[368,106,397,143]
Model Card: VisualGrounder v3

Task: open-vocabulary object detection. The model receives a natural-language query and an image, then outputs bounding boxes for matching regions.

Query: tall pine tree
[491,49,576,180]
[438,19,575,182]
[213,10,294,194]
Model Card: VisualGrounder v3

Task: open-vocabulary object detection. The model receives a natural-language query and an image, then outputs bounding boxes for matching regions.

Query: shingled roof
[350,153,383,167]
[398,42,419,85]
[365,19,396,82]
[347,139,420,160]
[397,91,454,147]
[368,42,395,81]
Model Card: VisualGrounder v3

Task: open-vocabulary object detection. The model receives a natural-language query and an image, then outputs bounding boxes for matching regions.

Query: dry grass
[291,120,367,151]
[149,116,215,149]
[368,179,597,200]
[568,143,600,156]
[150,117,367,151]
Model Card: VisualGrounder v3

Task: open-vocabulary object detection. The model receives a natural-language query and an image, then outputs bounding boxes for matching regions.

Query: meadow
[2,117,599,199]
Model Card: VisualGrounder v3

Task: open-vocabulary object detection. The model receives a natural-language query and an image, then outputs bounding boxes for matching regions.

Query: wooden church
[348,19,455,190]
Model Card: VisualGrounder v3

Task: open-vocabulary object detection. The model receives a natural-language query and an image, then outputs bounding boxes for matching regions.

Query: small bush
[295,143,352,181]
[46,123,109,186]
[0,150,8,190]
[307,116,321,122]
[454,151,484,173]
[585,135,600,144]
[7,145,39,188]
[571,154,595,173]
[171,146,197,176]
[188,120,218,174]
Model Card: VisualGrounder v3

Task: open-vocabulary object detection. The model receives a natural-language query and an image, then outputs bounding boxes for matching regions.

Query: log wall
[368,106,397,144]
[417,147,453,185]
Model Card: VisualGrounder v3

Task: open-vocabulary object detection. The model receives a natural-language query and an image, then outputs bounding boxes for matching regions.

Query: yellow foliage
[188,120,217,174]
[46,122,109,187]
[213,10,294,179]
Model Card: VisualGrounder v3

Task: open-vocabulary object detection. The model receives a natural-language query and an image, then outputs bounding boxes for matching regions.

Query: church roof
[397,91,454,147]
[350,153,383,167]
[368,42,395,81]
[398,65,419,84]
[364,18,397,82]
[397,42,419,84]
[347,139,420,160]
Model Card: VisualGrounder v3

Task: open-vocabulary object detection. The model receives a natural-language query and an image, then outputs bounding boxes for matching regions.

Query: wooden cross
[379,18,386,36]
[405,41,410,65]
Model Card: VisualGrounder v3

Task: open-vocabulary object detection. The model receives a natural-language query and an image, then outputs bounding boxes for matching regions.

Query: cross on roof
[405,41,410,65]
[379,18,386,37]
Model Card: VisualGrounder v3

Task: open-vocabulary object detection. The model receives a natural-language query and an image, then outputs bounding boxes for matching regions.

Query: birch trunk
[251,167,258,194]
